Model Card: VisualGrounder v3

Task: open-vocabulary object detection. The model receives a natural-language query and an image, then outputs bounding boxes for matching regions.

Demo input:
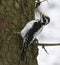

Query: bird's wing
[20,20,38,38]
[33,26,43,39]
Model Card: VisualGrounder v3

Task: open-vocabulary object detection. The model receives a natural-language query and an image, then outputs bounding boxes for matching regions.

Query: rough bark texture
[0,0,38,65]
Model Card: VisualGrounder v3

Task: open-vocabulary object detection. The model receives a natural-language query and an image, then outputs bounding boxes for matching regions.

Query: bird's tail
[20,36,29,60]
[20,48,26,60]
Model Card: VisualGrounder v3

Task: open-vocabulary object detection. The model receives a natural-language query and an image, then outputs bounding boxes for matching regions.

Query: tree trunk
[0,0,38,65]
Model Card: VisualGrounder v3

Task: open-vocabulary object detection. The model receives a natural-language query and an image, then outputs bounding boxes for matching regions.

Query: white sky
[35,0,60,65]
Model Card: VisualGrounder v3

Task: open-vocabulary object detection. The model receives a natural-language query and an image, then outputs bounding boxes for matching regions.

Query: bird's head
[42,14,50,25]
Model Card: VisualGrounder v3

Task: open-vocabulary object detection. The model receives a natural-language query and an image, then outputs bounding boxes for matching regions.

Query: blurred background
[35,0,60,65]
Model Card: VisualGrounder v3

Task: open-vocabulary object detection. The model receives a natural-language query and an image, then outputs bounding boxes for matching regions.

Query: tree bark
[0,0,38,65]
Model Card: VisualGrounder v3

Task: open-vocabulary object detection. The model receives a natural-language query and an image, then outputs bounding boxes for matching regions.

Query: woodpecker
[20,13,50,60]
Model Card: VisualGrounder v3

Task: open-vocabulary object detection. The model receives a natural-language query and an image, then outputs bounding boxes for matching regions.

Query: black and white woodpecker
[20,13,50,60]
[18,0,50,60]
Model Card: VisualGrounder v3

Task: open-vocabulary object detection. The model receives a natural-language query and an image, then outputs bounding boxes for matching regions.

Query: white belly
[30,26,43,44]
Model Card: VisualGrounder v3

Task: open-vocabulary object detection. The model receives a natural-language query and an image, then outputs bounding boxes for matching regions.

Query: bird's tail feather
[20,48,26,60]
